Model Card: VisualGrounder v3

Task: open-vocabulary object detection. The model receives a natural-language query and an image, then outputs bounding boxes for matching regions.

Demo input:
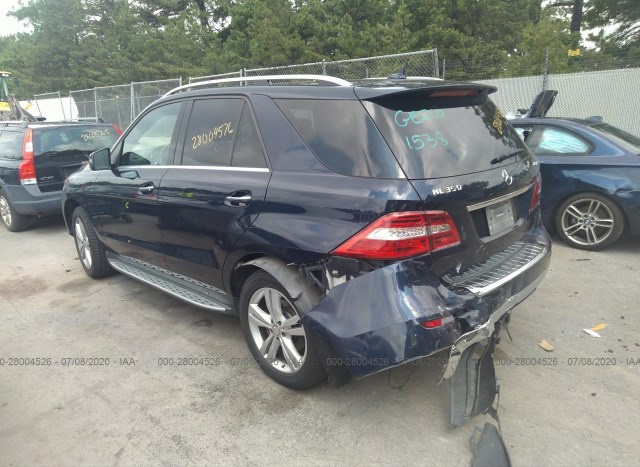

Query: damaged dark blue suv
[62,75,550,423]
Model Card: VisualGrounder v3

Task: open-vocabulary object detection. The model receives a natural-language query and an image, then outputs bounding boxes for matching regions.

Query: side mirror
[89,148,111,171]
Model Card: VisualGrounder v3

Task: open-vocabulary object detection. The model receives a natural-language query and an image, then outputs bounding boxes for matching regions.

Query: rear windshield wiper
[490,150,525,165]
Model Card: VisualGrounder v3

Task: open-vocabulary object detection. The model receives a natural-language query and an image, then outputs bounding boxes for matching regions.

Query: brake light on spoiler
[332,211,461,261]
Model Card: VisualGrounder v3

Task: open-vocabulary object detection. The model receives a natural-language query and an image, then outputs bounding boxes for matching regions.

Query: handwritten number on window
[405,131,448,151]
[191,122,234,150]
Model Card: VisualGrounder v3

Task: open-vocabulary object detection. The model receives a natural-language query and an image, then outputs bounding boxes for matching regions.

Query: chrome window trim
[116,164,270,173]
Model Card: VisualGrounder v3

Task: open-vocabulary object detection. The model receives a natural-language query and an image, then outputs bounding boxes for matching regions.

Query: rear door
[93,101,184,268]
[33,125,119,192]
[360,87,540,274]
[158,97,270,290]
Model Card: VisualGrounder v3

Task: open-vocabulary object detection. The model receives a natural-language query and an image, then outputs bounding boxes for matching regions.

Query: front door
[93,101,184,268]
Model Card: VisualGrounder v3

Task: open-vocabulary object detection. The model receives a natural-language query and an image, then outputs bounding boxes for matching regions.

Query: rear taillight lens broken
[529,174,541,211]
[332,211,461,261]
[19,128,36,185]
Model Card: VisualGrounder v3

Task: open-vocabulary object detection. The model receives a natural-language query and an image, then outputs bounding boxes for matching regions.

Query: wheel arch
[230,255,322,314]
[63,198,81,235]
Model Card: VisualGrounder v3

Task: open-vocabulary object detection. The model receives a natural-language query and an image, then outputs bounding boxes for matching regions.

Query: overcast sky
[0,0,31,37]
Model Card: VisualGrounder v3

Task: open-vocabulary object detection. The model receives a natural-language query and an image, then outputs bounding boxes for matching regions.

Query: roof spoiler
[357,83,497,110]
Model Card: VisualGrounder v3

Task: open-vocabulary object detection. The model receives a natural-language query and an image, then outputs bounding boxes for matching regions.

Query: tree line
[0,0,638,97]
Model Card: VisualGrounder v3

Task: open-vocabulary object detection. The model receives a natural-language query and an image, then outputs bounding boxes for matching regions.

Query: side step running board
[108,256,233,314]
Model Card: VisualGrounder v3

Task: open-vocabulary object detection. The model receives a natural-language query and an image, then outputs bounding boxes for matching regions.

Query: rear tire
[72,207,114,278]
[0,193,32,232]
[555,192,624,251]
[239,270,326,389]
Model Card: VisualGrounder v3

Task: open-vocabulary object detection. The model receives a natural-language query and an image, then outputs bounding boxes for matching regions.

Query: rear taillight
[421,318,443,328]
[112,124,122,135]
[331,211,461,261]
[529,175,541,211]
[19,128,36,185]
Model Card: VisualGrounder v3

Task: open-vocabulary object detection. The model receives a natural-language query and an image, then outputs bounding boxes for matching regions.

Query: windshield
[363,98,529,179]
[591,123,640,154]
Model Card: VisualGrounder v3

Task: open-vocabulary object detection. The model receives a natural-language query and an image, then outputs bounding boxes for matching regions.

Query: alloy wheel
[561,198,615,247]
[0,196,12,227]
[74,217,93,269]
[247,287,307,374]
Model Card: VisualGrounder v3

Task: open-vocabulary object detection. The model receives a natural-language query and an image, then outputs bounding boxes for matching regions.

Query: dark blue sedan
[510,102,640,250]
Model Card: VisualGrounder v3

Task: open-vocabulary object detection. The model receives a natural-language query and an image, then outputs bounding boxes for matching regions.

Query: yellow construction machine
[0,71,38,121]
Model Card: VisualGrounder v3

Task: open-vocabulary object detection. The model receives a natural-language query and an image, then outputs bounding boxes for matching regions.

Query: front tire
[239,270,326,389]
[72,207,114,278]
[555,192,624,251]
[0,193,32,232]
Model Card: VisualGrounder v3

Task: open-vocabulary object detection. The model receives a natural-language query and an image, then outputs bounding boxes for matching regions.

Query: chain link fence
[69,78,181,129]
[132,78,182,120]
[69,88,97,121]
[189,71,242,84]
[241,50,439,81]
[94,84,131,129]
[53,48,640,137]
[33,91,67,120]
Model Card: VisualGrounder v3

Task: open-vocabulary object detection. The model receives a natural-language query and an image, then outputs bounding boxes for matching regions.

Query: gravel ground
[1,216,639,467]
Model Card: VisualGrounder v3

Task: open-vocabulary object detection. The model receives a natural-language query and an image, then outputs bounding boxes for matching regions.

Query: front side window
[120,102,182,166]
[533,127,591,155]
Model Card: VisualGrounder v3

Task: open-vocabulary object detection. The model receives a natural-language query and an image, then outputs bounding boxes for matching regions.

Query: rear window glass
[362,98,529,179]
[34,126,118,157]
[276,99,403,178]
[591,123,640,154]
[0,131,23,160]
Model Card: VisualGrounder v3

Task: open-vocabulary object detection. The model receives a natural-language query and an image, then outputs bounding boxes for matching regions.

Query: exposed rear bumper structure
[301,224,551,382]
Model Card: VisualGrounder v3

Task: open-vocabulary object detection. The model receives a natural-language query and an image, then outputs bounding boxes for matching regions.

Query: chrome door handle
[225,193,252,207]
[137,183,155,195]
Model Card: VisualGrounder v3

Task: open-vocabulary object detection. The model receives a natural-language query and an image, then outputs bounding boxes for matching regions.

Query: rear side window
[276,99,403,178]
[363,98,529,179]
[0,131,23,160]
[231,105,267,168]
[532,127,590,155]
[181,99,244,167]
[34,126,118,157]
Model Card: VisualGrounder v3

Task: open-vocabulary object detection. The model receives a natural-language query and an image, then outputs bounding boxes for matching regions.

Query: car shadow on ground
[549,231,640,254]
[30,214,67,233]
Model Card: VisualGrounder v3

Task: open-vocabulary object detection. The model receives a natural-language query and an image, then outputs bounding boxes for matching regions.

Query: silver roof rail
[163,74,353,97]
[0,120,29,127]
